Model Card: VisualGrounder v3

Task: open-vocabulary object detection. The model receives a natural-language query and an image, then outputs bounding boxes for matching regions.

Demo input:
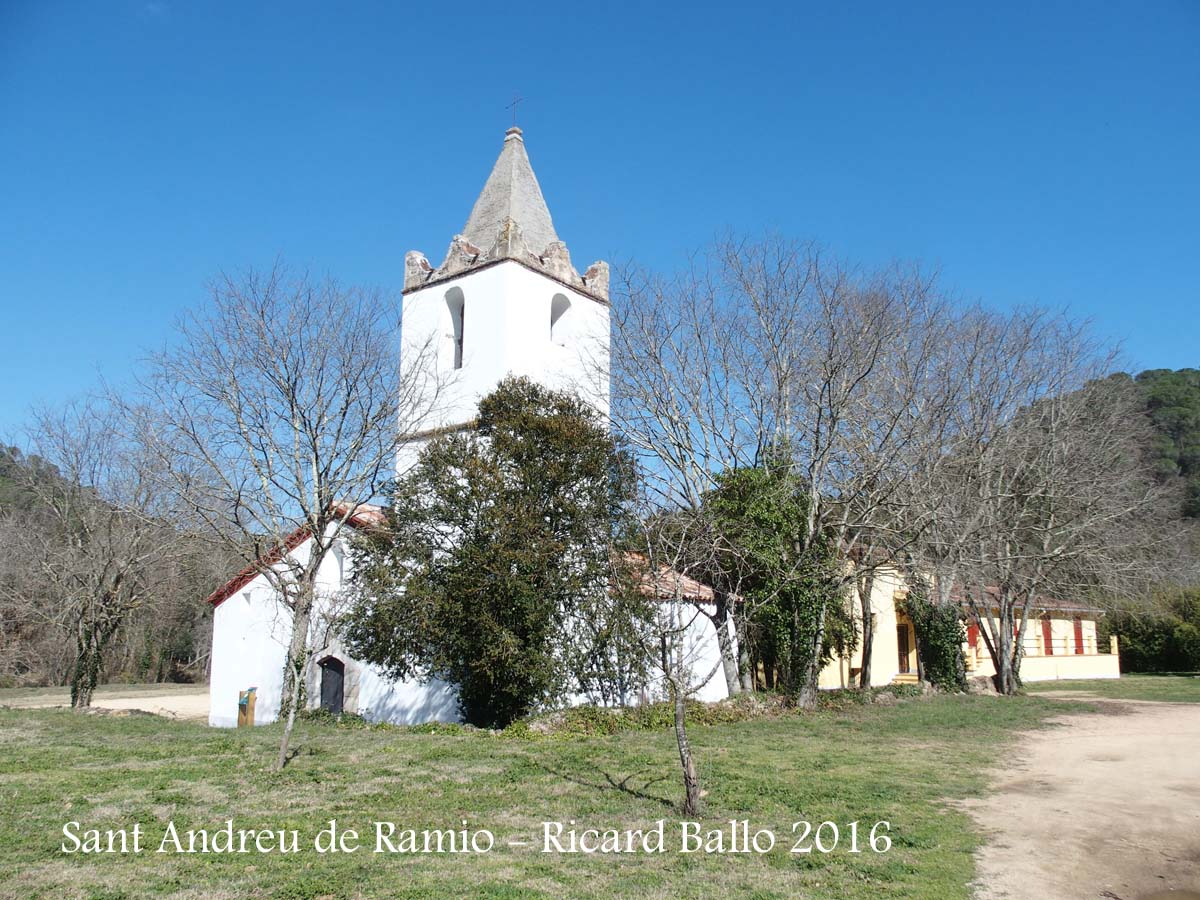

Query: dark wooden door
[320,658,344,714]
[897,625,911,673]
[1073,617,1084,654]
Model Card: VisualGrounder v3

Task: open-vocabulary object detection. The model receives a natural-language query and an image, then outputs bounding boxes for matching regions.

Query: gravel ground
[966,696,1200,900]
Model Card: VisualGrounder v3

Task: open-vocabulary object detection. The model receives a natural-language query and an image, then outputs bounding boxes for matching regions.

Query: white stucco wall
[678,602,736,702]
[644,601,736,705]
[207,532,461,728]
[209,580,290,728]
[397,260,610,475]
[209,527,737,726]
[207,527,738,727]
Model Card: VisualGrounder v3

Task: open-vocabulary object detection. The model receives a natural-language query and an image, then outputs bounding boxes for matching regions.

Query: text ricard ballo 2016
[62,818,893,857]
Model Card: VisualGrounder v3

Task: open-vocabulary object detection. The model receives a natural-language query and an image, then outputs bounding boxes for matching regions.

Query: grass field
[1024,672,1200,703]
[0,688,1108,900]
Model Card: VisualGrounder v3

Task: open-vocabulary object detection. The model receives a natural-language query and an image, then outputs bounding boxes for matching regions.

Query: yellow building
[819,569,1120,689]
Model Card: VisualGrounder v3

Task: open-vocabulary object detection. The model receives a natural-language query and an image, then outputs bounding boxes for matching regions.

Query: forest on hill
[0,443,233,688]
[1127,368,1200,519]
[1101,368,1200,671]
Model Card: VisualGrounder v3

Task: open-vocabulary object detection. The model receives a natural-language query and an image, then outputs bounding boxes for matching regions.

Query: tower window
[550,293,571,345]
[445,287,465,369]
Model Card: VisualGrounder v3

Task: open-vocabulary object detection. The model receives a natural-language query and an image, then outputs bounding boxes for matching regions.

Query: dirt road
[967,697,1200,900]
[1,685,209,720]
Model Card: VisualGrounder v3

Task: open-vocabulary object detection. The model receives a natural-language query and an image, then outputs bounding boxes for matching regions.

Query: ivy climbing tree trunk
[71,610,123,709]
[794,603,827,709]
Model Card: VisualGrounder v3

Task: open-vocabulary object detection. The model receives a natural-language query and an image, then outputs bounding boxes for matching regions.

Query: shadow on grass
[537,763,678,811]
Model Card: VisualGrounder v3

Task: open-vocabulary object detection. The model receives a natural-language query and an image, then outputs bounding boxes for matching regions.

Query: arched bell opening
[550,293,571,345]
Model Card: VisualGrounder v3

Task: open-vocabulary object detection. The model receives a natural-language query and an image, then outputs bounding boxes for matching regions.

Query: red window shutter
[1041,617,1054,655]
[967,623,979,649]
[1073,617,1084,654]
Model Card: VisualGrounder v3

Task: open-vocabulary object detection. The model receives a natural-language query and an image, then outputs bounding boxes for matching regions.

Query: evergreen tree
[701,464,847,698]
[344,377,643,727]
[1132,368,1200,518]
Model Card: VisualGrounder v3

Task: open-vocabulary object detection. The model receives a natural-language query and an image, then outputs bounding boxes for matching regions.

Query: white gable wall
[655,602,735,704]
[209,577,291,728]
[208,531,461,728]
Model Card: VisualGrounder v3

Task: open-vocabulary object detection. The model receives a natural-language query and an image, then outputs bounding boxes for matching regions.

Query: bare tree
[913,310,1173,693]
[0,398,183,706]
[610,257,762,695]
[141,263,438,768]
[623,514,732,817]
[0,483,70,685]
[612,236,958,700]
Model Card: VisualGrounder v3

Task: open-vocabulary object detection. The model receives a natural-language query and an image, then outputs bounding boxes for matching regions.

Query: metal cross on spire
[506,93,524,127]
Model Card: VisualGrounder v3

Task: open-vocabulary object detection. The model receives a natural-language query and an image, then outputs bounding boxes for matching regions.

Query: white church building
[204,128,735,727]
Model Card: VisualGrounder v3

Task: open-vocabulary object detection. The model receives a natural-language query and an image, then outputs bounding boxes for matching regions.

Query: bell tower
[398,128,610,469]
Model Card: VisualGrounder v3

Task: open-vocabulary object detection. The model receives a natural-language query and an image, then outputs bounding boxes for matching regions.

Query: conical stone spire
[461,127,559,255]
[403,128,609,302]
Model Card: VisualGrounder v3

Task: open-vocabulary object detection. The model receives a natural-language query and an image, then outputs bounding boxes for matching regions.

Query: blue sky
[1,1,1197,433]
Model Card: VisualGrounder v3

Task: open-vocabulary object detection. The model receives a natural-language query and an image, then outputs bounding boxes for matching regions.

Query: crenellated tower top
[403,127,609,303]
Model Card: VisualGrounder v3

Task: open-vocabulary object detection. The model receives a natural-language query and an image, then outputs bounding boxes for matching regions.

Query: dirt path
[967,698,1200,900]
[1,686,209,720]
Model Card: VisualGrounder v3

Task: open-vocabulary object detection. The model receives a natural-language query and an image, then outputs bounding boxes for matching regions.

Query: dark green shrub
[1104,588,1200,673]
[297,708,369,728]
[905,579,967,692]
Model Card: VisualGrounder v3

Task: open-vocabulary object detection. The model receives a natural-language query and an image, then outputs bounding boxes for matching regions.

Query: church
[204,127,734,727]
[204,129,1121,728]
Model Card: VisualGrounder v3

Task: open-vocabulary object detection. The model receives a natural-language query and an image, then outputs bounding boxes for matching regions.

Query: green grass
[0,692,1086,900]
[1024,672,1200,703]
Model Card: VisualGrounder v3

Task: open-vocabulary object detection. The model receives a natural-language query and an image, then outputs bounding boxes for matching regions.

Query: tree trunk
[996,641,1016,695]
[733,606,754,692]
[71,629,98,709]
[857,571,875,689]
[275,580,315,771]
[673,684,702,816]
[71,612,119,710]
[795,603,828,709]
[914,629,926,684]
[660,623,702,817]
[71,640,99,709]
[991,603,1023,696]
[710,592,741,696]
[1007,604,1029,694]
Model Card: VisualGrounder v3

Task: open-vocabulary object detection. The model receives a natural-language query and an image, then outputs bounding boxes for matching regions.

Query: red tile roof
[953,585,1105,615]
[204,502,386,608]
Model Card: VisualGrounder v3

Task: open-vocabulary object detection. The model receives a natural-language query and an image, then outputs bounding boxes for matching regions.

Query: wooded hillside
[0,444,230,688]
